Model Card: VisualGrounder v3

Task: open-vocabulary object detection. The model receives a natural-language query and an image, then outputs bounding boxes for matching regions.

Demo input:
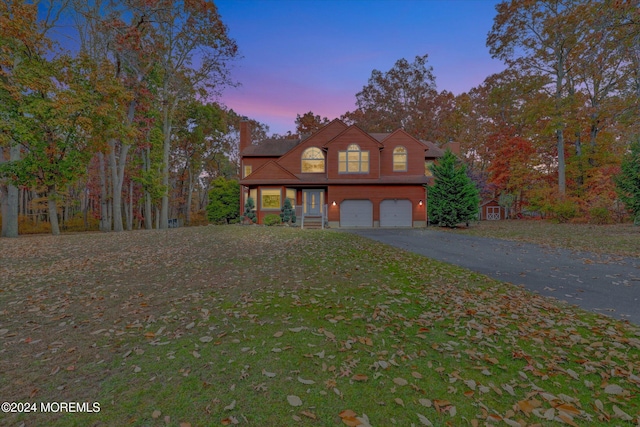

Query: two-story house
[239,119,457,228]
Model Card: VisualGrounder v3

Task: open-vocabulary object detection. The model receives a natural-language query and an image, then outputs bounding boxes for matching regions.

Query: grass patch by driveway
[446,220,640,258]
[1,226,639,426]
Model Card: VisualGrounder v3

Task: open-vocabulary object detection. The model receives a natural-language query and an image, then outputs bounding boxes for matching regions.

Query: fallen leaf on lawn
[566,368,579,380]
[341,417,362,427]
[416,413,433,426]
[502,384,515,396]
[543,407,555,420]
[273,331,283,337]
[433,399,451,411]
[394,398,404,407]
[503,419,521,427]
[393,377,408,386]
[300,410,317,419]
[612,405,633,421]
[287,395,302,407]
[352,374,368,381]
[224,400,236,411]
[144,331,155,338]
[179,423,191,427]
[262,369,276,378]
[152,410,161,419]
[324,330,335,339]
[517,398,541,414]
[419,398,432,407]
[192,351,200,358]
[411,371,423,379]
[557,412,579,427]
[557,403,581,416]
[604,384,624,395]
[289,327,305,333]
[339,410,357,418]
[221,417,239,425]
[199,336,213,343]
[298,377,315,385]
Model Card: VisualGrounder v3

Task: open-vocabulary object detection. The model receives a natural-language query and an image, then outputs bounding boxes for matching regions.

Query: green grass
[447,220,640,257]
[1,226,639,426]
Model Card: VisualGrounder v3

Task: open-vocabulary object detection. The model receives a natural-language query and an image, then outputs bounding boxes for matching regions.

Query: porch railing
[296,204,327,229]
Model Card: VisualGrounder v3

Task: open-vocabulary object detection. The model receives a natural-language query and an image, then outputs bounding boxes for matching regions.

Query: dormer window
[393,146,407,171]
[301,147,325,173]
[339,144,369,173]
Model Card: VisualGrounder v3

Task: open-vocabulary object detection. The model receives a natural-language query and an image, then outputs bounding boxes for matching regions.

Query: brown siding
[242,158,271,177]
[326,128,381,180]
[379,131,427,177]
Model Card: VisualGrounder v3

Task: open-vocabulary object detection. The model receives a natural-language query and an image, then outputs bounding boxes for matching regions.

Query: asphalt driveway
[343,228,640,325]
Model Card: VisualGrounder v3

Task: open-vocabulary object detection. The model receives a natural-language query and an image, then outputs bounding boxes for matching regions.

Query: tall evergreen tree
[427,150,479,228]
[615,137,640,224]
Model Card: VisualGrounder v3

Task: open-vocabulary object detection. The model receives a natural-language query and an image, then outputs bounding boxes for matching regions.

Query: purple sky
[216,0,506,135]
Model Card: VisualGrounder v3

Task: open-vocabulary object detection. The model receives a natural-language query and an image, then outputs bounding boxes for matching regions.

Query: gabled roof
[242,139,301,157]
[323,124,384,148]
[243,160,298,181]
[369,133,391,142]
[421,140,445,158]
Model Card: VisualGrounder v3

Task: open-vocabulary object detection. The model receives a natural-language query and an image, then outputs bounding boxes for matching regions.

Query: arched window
[301,147,325,173]
[393,146,407,171]
[338,144,369,173]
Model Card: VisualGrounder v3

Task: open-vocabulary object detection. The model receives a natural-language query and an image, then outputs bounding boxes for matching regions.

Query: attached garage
[380,199,412,227]
[340,200,373,227]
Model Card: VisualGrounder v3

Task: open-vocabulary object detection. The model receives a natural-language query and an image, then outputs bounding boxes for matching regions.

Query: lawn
[446,220,640,258]
[1,226,639,426]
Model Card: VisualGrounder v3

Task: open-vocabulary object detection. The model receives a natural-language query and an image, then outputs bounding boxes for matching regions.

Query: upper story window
[243,164,252,178]
[338,144,369,173]
[301,147,325,173]
[393,146,407,171]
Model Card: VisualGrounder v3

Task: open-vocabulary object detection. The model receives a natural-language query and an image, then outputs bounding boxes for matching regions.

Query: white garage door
[340,200,373,227]
[380,199,412,227]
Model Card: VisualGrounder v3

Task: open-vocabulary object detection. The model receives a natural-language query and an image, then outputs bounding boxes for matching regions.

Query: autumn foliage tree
[295,111,330,136]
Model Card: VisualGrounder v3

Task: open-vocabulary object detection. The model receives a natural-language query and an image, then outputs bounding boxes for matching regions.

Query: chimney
[239,120,251,153]
[443,141,460,156]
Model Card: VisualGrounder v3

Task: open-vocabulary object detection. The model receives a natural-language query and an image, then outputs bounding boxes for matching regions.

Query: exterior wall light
[419,200,423,206]
[332,201,337,206]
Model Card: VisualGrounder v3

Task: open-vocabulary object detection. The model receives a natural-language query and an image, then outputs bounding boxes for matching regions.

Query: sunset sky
[215,0,506,135]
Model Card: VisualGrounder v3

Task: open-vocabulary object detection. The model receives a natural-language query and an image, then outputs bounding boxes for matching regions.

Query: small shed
[480,199,504,220]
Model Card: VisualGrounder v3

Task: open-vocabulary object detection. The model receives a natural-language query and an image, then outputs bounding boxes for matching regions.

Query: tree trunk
[109,139,130,232]
[48,185,60,236]
[98,152,110,231]
[186,168,193,225]
[160,102,171,230]
[1,145,20,237]
[126,180,133,231]
[155,205,160,229]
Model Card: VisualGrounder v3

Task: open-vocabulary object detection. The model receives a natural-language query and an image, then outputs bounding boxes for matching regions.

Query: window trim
[338,144,369,174]
[260,188,282,210]
[301,147,325,173]
[393,146,408,172]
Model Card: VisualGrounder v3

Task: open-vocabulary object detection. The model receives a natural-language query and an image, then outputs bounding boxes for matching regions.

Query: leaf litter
[1,226,639,426]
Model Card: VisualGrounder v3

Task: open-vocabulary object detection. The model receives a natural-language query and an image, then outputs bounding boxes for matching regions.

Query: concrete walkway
[343,228,640,325]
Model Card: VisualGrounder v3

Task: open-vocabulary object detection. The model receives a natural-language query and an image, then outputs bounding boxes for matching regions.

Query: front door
[304,190,322,215]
